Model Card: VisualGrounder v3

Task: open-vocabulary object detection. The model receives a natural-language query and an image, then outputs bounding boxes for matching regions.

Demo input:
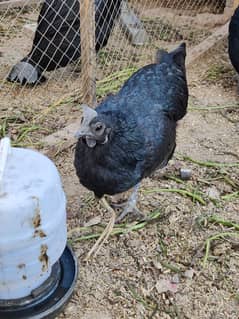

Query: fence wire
[0,0,232,146]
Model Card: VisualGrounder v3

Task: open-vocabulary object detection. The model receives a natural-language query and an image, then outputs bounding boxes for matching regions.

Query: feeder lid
[0,136,64,202]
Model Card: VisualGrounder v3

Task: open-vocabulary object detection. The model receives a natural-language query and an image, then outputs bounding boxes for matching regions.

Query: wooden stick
[186,22,229,66]
[80,0,96,106]
[233,0,239,10]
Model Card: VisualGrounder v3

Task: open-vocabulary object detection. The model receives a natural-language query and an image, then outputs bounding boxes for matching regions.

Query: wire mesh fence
[0,0,234,147]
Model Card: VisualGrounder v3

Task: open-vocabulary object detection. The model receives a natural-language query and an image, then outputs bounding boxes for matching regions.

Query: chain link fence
[0,0,234,147]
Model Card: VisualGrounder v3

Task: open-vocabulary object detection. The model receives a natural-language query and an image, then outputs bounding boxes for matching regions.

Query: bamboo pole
[80,0,96,106]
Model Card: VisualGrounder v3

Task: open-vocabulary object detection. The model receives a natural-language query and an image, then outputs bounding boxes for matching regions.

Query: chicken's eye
[92,121,105,135]
[95,124,103,131]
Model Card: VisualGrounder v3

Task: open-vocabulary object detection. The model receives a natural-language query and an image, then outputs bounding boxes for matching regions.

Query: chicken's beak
[74,130,84,139]
[74,128,97,148]
[75,131,81,138]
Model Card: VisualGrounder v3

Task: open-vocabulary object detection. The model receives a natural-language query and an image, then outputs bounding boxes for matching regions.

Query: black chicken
[7,0,122,85]
[74,43,188,221]
[229,6,239,77]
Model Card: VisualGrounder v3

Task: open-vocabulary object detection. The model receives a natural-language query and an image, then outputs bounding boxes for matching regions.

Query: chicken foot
[115,183,145,223]
[85,184,144,259]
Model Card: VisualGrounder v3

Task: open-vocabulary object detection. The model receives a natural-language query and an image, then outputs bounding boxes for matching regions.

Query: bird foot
[111,183,145,223]
[115,202,146,223]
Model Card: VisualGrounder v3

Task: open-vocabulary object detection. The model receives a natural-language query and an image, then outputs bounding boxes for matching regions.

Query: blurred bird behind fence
[7,0,122,85]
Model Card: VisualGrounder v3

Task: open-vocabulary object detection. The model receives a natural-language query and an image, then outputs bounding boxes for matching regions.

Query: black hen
[229,6,239,75]
[7,0,122,85]
[74,43,188,220]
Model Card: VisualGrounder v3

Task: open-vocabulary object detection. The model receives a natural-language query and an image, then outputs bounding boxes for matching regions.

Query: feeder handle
[0,137,11,193]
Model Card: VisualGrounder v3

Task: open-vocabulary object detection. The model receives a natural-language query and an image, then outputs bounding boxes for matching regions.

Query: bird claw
[115,204,145,223]
[111,200,145,222]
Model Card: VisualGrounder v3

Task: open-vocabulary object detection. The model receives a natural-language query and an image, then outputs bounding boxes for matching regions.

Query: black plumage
[7,0,122,85]
[229,6,239,75]
[74,43,188,217]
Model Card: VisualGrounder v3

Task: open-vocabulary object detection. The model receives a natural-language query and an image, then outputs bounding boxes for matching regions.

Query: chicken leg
[115,183,145,222]
[85,184,145,259]
[85,197,116,260]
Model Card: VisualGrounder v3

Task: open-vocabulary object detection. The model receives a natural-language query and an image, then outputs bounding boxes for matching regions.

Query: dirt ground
[0,5,239,319]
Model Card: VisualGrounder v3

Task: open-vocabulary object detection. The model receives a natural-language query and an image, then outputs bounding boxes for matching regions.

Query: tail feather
[156,43,188,122]
[170,42,186,70]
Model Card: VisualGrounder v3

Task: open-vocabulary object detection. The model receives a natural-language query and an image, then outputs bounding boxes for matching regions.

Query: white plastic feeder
[0,137,77,319]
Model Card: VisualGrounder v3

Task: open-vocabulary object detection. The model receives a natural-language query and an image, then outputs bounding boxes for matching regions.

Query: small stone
[184,268,195,279]
[156,278,178,294]
[180,168,192,180]
[206,186,220,200]
[152,260,163,270]
[171,274,180,284]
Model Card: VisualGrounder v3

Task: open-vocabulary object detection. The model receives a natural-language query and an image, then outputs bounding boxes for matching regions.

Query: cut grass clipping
[0,116,47,147]
[203,232,239,267]
[178,154,239,168]
[201,215,239,267]
[96,67,137,97]
[126,283,159,316]
[144,187,206,205]
[68,209,161,243]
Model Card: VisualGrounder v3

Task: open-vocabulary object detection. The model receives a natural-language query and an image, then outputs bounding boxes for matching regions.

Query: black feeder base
[0,245,78,319]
